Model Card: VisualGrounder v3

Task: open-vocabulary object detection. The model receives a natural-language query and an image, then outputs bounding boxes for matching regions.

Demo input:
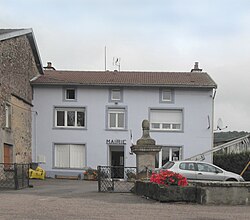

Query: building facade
[31,67,217,177]
[0,29,43,164]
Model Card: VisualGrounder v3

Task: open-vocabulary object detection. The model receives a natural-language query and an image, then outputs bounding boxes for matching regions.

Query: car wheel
[226,178,238,182]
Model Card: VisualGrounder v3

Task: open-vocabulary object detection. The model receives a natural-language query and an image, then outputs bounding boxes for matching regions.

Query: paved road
[0,179,249,220]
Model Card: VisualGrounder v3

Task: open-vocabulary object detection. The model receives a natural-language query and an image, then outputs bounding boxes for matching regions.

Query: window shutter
[55,144,70,168]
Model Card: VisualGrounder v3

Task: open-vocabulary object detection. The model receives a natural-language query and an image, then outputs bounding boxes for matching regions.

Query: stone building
[0,29,43,164]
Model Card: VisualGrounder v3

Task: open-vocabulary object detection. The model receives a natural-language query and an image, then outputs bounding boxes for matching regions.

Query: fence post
[14,163,18,190]
[27,164,30,187]
[97,166,101,192]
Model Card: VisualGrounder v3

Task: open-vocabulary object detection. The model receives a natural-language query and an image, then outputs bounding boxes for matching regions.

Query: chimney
[191,62,202,72]
[44,62,55,70]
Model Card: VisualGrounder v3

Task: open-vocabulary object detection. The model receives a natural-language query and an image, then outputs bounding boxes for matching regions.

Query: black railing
[0,163,30,190]
[98,166,137,193]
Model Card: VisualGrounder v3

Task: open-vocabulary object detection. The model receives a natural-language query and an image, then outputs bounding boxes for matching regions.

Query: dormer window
[162,90,171,101]
[160,89,174,103]
[111,89,121,101]
[109,88,123,102]
[64,88,76,101]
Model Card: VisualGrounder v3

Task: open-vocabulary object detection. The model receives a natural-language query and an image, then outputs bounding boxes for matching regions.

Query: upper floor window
[150,109,183,131]
[109,88,123,102]
[107,107,127,130]
[64,88,76,101]
[160,89,174,103]
[55,107,85,128]
[5,104,11,128]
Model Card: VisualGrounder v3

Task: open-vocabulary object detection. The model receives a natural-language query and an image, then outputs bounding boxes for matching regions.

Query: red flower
[150,170,188,187]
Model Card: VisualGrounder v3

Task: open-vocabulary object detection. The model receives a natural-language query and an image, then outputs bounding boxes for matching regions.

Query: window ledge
[105,128,128,132]
[63,99,77,102]
[150,130,184,133]
[52,167,84,170]
[53,127,87,130]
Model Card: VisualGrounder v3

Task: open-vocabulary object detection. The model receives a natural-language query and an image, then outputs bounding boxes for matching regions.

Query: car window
[197,163,219,173]
[215,167,223,173]
[162,161,175,169]
[179,162,195,171]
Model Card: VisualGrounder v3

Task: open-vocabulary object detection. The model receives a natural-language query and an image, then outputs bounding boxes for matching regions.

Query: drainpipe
[211,89,217,163]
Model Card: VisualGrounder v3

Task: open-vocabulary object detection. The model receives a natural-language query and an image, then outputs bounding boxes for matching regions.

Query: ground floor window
[54,144,85,169]
[155,146,182,168]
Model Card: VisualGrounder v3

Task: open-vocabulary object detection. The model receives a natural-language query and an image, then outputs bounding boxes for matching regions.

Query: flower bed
[134,170,196,202]
[135,180,197,202]
[83,168,98,180]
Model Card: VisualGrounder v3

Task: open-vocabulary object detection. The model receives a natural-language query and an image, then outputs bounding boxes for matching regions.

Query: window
[179,162,196,171]
[160,89,173,103]
[155,146,182,168]
[107,108,126,129]
[109,89,123,102]
[150,109,183,131]
[55,108,85,128]
[64,88,76,101]
[5,104,11,128]
[54,144,85,169]
[197,163,223,173]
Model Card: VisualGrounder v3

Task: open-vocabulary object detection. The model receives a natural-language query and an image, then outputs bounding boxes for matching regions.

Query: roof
[0,29,24,35]
[0,28,43,75]
[214,131,250,144]
[31,70,217,88]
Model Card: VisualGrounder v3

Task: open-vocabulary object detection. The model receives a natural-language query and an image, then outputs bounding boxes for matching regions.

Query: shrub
[150,170,188,187]
[213,152,250,181]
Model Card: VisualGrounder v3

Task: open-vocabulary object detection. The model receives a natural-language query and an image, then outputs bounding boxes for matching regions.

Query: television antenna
[113,57,121,71]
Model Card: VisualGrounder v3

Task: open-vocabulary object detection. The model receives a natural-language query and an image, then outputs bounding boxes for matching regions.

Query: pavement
[0,179,249,220]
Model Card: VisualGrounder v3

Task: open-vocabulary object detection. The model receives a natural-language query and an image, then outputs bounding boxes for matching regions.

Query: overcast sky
[1,0,250,132]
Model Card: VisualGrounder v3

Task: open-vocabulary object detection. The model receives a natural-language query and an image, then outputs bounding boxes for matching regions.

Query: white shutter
[150,110,182,123]
[70,144,85,168]
[55,144,70,168]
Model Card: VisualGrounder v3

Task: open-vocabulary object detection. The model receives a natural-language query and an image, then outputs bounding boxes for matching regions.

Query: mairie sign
[106,139,126,144]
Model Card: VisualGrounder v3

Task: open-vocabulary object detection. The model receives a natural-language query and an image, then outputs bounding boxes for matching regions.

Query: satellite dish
[216,118,228,130]
[217,118,223,130]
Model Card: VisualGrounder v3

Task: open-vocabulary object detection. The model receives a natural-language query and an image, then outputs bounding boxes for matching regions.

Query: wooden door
[4,144,13,164]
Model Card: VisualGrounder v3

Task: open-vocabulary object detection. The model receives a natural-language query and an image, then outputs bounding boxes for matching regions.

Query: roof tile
[31,70,217,88]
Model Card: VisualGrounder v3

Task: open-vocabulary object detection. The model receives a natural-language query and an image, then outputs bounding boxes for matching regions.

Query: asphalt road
[0,179,249,220]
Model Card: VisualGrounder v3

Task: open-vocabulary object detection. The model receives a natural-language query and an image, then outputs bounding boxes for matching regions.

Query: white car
[155,160,245,182]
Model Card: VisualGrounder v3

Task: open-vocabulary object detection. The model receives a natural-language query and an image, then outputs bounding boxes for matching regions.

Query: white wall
[32,85,214,176]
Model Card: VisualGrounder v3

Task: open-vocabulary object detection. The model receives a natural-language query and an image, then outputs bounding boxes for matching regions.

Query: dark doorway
[110,147,124,178]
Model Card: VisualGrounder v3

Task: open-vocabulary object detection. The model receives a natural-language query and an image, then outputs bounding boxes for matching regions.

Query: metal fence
[98,166,137,193]
[0,163,30,190]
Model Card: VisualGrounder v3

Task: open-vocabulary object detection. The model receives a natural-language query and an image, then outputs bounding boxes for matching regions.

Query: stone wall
[0,35,40,163]
[135,181,250,205]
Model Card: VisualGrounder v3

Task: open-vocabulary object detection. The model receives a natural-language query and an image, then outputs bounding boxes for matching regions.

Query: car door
[196,163,224,181]
[178,162,197,180]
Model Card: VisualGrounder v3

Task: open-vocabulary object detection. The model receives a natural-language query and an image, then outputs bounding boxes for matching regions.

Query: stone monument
[131,119,162,179]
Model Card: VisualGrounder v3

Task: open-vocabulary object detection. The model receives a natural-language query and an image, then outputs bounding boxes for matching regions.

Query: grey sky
[1,0,250,131]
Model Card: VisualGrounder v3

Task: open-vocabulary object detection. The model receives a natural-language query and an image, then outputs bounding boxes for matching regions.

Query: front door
[110,147,124,178]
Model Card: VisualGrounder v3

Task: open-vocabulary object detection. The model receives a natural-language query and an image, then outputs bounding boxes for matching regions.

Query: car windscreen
[162,161,175,169]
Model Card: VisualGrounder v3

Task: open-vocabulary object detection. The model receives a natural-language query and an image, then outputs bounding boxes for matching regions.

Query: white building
[31,64,217,177]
